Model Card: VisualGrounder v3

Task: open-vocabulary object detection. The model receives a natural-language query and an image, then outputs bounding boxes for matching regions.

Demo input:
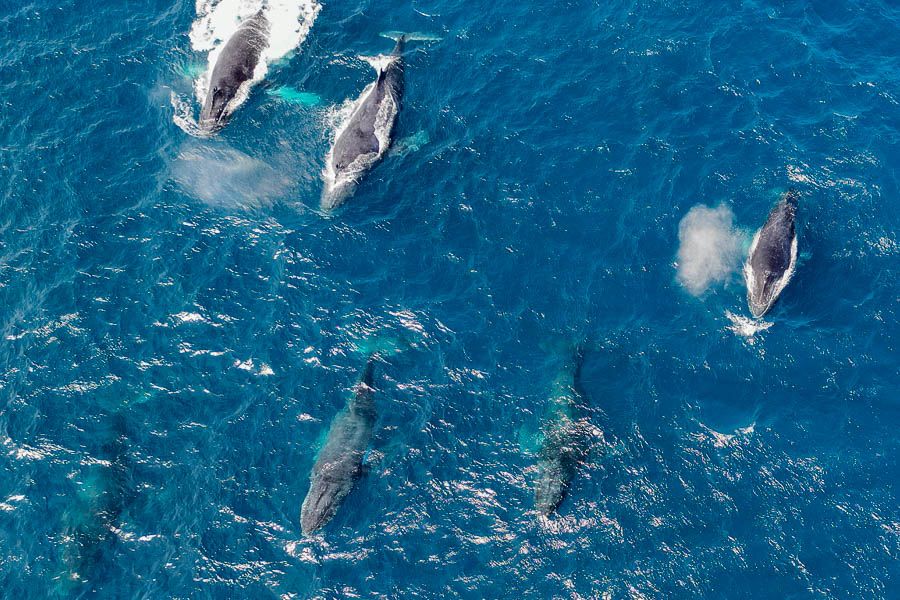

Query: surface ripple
[0,0,897,597]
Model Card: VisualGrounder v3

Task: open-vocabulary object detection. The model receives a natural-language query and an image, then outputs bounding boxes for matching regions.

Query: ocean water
[0,0,898,597]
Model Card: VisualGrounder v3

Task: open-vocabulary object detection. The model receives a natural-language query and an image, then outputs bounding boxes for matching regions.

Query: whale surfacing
[56,412,130,592]
[301,358,377,535]
[534,353,589,516]
[744,190,799,318]
[321,37,406,209]
[198,11,270,134]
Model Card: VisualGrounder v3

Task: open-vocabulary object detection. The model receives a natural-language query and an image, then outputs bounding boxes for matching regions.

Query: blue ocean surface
[0,0,898,597]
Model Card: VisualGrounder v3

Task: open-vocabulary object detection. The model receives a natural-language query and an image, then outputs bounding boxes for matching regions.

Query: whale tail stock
[359,354,377,388]
[392,34,407,56]
[573,342,588,377]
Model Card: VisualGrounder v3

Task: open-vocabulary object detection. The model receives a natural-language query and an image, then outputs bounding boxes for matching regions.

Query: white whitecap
[725,310,772,340]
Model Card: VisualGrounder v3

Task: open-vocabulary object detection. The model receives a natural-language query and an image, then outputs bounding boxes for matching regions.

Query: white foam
[705,422,755,447]
[360,54,398,73]
[675,204,744,296]
[258,363,274,376]
[175,0,320,133]
[171,91,204,136]
[725,310,772,340]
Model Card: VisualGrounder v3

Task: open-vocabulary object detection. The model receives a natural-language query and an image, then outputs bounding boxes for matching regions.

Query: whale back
[300,358,378,534]
[746,190,799,317]
[199,12,270,129]
[212,12,269,86]
[750,192,796,278]
[330,45,405,174]
[349,357,377,418]
[331,84,386,171]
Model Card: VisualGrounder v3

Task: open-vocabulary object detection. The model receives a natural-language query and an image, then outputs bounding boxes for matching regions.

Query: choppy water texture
[1,0,898,597]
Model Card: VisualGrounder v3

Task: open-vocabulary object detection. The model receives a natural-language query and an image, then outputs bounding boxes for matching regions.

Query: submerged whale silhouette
[56,412,130,592]
[534,352,589,516]
[301,357,377,534]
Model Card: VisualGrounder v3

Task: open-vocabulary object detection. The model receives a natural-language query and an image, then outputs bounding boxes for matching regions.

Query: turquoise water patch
[517,424,543,456]
[267,86,323,106]
[176,61,206,79]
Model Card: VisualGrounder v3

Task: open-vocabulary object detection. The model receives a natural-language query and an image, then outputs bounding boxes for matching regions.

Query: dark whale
[199,11,270,134]
[534,353,589,516]
[744,190,799,318]
[56,412,130,591]
[301,357,377,534]
[321,36,406,209]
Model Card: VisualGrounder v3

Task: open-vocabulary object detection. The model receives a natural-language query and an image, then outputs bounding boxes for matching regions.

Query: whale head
[198,83,237,134]
[745,237,797,319]
[747,271,781,318]
[744,191,799,319]
[300,475,349,535]
[746,242,796,318]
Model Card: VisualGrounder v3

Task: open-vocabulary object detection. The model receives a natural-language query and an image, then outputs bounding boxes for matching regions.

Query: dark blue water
[1,0,898,597]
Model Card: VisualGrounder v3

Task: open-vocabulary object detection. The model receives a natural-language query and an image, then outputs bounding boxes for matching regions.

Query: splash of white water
[725,310,772,341]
